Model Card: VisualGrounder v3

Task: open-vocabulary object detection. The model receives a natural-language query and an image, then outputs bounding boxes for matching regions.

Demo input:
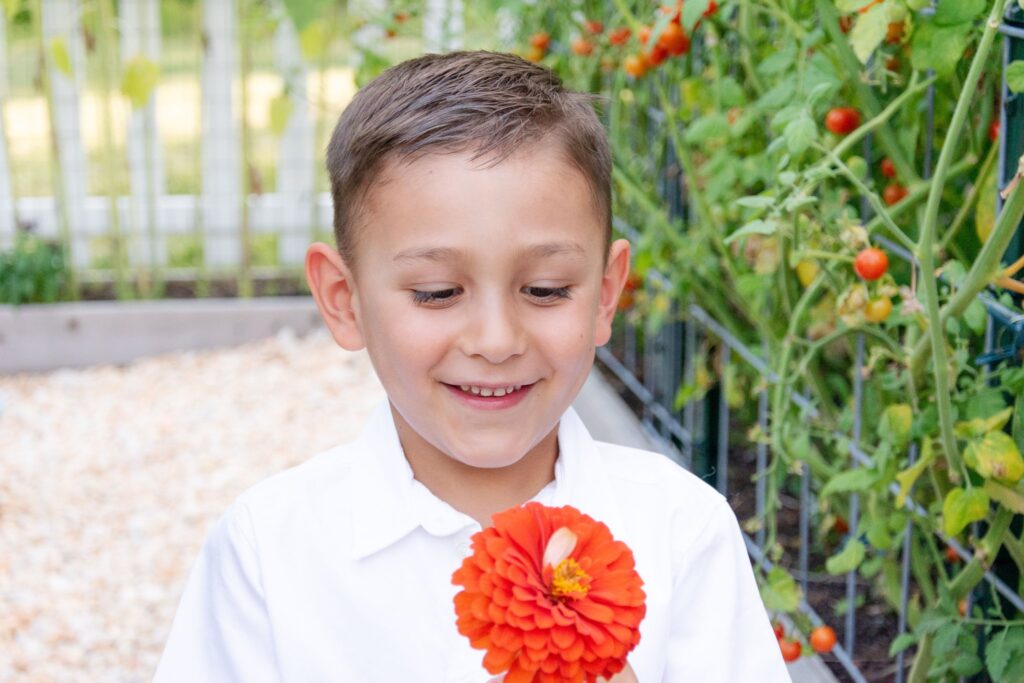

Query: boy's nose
[461,296,527,364]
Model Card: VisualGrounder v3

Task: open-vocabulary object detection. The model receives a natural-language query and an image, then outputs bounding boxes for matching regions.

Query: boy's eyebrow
[392,241,587,263]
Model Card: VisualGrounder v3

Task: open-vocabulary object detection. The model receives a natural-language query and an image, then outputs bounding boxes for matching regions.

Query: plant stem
[908,168,1024,379]
[912,0,1007,485]
[821,145,917,252]
[767,273,826,549]
[938,142,999,252]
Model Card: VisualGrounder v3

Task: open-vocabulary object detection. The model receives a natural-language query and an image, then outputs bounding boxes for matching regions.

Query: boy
[154,50,791,682]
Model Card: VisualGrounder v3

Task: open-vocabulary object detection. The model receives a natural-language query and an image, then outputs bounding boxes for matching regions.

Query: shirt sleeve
[153,501,280,683]
[664,497,792,682]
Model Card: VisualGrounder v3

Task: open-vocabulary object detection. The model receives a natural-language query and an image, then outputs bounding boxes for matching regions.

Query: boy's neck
[389,403,559,529]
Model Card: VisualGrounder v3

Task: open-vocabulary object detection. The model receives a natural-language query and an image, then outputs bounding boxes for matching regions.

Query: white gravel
[0,328,386,682]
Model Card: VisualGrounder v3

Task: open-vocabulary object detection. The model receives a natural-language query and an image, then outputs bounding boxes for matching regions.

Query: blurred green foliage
[0,231,70,304]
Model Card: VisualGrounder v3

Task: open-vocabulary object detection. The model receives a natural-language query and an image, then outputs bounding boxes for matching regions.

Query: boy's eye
[411,288,460,305]
[524,286,572,301]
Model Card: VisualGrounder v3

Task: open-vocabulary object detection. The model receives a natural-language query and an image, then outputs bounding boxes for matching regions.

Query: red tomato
[609,27,631,46]
[880,158,896,179]
[526,46,545,63]
[833,515,849,535]
[990,119,1000,142]
[393,12,408,23]
[810,626,837,654]
[530,32,550,50]
[854,247,888,281]
[647,44,669,67]
[838,15,853,34]
[945,546,962,563]
[886,56,901,71]
[883,183,908,206]
[774,622,785,641]
[779,639,802,663]
[572,38,595,56]
[657,21,690,56]
[638,25,652,45]
[825,107,861,135]
[585,19,604,35]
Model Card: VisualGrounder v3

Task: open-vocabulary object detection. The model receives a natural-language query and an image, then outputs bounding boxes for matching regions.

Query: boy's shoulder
[592,438,724,503]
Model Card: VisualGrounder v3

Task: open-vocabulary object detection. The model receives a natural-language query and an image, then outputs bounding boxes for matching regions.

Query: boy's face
[307,143,630,471]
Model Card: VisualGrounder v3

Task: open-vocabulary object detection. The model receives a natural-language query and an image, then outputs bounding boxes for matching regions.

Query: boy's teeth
[457,384,522,397]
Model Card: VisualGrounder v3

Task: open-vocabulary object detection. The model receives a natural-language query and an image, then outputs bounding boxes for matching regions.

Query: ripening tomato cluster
[526,1,720,77]
[774,622,836,663]
[853,247,893,324]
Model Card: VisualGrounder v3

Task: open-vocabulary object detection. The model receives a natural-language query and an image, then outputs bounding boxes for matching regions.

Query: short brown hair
[325,50,611,271]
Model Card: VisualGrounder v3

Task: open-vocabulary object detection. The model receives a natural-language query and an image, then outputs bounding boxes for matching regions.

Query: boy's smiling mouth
[442,381,537,407]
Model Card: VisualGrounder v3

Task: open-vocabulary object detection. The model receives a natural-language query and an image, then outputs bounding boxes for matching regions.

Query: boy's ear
[594,238,631,347]
[305,242,366,351]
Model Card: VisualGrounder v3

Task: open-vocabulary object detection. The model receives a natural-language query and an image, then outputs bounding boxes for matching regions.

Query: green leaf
[268,93,294,137]
[964,298,987,336]
[821,468,877,497]
[735,196,775,209]
[911,22,973,76]
[684,113,731,145]
[49,36,72,78]
[954,407,1013,439]
[120,55,160,109]
[724,219,777,245]
[963,431,1024,484]
[879,404,912,448]
[889,633,917,656]
[895,440,936,508]
[986,627,1024,682]
[849,1,890,64]
[933,0,985,25]
[1007,61,1024,94]
[681,0,712,32]
[784,115,817,155]
[942,487,990,536]
[826,538,866,575]
[984,479,1024,514]
[835,0,867,12]
[759,566,802,612]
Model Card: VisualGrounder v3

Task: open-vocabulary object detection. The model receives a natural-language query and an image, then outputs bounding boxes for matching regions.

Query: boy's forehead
[356,147,604,253]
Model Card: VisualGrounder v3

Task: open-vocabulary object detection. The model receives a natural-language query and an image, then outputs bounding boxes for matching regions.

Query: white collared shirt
[154,400,792,682]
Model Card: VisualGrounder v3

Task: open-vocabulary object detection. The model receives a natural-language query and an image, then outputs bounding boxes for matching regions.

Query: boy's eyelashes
[410,286,573,306]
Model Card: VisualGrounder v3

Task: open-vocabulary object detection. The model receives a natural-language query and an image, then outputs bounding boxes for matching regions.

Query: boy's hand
[485,662,638,682]
[599,662,639,683]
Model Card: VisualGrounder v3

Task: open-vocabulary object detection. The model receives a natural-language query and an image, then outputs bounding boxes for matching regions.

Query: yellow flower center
[550,557,591,599]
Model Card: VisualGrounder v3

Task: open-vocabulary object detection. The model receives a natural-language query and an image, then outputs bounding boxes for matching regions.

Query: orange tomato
[624,53,647,78]
[572,38,595,56]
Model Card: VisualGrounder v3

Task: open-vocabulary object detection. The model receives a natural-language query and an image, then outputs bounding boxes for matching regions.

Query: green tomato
[846,155,867,180]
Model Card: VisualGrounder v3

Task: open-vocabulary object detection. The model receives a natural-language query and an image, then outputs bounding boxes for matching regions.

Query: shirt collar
[348,399,626,560]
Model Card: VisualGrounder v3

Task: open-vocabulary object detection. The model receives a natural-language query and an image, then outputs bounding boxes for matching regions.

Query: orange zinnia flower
[451,502,646,683]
